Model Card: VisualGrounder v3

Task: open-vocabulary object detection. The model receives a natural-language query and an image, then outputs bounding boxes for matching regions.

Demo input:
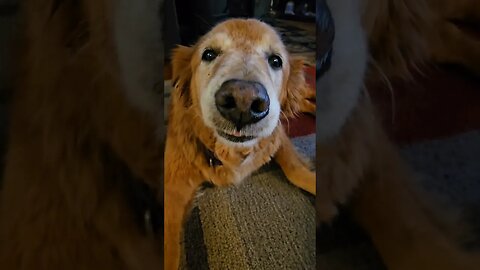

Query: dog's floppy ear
[281,56,311,118]
[171,45,194,107]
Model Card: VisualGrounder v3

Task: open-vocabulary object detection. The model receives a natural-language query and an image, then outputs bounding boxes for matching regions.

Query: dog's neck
[194,130,253,167]
[103,145,162,238]
[197,138,223,167]
[123,176,162,237]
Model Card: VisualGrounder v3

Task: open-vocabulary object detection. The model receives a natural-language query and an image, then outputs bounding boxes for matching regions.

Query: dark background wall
[0,0,18,92]
[0,0,17,183]
[164,0,314,61]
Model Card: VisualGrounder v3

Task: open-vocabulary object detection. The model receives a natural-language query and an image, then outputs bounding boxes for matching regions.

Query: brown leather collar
[198,139,223,167]
[124,178,162,237]
[107,144,162,238]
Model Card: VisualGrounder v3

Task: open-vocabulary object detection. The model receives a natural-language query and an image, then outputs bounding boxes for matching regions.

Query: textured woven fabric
[182,135,316,270]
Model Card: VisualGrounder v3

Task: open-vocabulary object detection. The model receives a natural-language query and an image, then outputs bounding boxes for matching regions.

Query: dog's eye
[268,54,283,69]
[202,49,218,62]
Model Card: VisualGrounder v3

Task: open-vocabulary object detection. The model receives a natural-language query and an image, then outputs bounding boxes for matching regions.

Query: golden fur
[316,0,480,269]
[362,0,480,80]
[164,18,316,270]
[425,0,480,76]
[0,0,164,269]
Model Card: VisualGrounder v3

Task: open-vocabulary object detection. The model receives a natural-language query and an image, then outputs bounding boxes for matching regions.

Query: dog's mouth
[217,129,256,143]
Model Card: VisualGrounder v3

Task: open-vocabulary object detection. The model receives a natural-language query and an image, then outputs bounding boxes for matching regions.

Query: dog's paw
[208,167,242,187]
[287,169,316,195]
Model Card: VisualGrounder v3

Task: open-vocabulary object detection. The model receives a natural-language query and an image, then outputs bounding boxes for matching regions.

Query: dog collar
[116,155,162,238]
[198,140,223,167]
[124,177,162,238]
[205,147,223,167]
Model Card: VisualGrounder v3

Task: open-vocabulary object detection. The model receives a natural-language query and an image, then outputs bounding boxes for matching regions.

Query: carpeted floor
[402,130,480,207]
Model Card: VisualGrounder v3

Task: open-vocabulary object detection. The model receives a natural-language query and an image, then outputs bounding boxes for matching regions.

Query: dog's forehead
[200,19,284,52]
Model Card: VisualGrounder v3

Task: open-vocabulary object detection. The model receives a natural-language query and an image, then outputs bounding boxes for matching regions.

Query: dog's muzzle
[215,79,270,131]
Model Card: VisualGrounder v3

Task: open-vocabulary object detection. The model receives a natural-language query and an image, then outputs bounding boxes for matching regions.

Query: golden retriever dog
[0,0,165,269]
[165,18,316,270]
[316,0,480,269]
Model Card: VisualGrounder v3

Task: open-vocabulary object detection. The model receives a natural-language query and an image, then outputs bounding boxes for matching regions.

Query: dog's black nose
[215,79,270,130]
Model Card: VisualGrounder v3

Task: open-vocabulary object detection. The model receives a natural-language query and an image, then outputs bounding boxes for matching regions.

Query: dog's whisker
[369,57,396,125]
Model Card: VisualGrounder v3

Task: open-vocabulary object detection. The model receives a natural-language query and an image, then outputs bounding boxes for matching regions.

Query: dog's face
[172,19,307,147]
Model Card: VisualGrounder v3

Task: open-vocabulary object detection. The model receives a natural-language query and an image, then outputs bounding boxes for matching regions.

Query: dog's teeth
[233,131,241,137]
